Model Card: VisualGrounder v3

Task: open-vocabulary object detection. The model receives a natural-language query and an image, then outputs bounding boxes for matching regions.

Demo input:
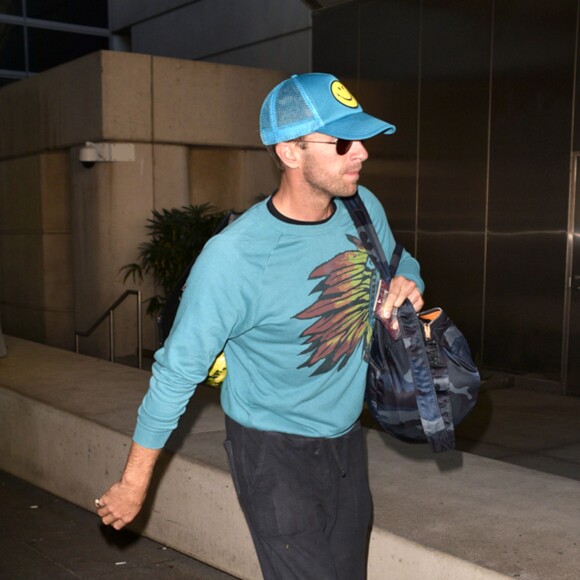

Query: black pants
[224,416,372,580]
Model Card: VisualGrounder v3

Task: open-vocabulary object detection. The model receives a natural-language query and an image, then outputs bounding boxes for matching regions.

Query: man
[97,73,424,579]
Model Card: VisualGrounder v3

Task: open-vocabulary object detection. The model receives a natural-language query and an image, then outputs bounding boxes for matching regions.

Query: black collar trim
[267,196,336,225]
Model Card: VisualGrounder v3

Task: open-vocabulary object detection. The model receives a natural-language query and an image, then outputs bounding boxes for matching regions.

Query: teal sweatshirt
[134,186,424,448]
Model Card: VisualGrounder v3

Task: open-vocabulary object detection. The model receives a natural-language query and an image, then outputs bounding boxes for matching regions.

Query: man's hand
[95,442,161,530]
[96,479,147,530]
[380,275,424,320]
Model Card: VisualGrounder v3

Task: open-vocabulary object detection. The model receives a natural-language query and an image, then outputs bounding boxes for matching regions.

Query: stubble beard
[302,157,362,201]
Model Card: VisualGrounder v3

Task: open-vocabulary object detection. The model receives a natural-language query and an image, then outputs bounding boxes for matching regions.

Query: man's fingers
[407,289,424,312]
[96,475,149,530]
[95,496,138,529]
[381,277,423,318]
[98,505,129,529]
[112,519,127,531]
[102,513,124,528]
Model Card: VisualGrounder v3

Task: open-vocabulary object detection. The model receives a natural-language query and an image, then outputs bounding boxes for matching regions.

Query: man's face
[297,133,369,198]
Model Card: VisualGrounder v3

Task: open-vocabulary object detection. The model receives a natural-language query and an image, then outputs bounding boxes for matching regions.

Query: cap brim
[318,111,396,140]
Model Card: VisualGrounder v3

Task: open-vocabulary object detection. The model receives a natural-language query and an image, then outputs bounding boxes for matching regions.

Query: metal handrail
[74,290,143,369]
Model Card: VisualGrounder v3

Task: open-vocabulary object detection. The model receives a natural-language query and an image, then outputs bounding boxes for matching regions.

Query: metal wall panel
[417,0,491,353]
[314,0,422,252]
[124,0,312,73]
[312,0,579,386]
[485,0,576,376]
[566,155,580,394]
[358,0,421,254]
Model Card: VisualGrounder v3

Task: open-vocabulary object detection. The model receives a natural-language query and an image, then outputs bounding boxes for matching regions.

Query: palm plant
[121,204,228,316]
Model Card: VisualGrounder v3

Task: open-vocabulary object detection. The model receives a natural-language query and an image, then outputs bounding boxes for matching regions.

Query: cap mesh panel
[276,82,313,127]
[260,80,317,144]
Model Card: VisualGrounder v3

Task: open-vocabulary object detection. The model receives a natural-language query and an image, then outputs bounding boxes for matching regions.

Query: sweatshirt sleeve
[358,186,425,294]
[133,232,249,449]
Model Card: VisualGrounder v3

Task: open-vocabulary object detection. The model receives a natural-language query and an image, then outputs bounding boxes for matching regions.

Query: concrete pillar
[0,52,287,363]
[70,144,156,360]
[188,148,279,211]
[0,152,73,350]
[152,144,190,211]
[0,317,5,357]
[0,156,44,343]
[40,153,74,348]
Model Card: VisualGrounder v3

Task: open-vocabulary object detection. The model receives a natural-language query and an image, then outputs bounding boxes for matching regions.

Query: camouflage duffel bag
[365,299,480,453]
[343,193,480,453]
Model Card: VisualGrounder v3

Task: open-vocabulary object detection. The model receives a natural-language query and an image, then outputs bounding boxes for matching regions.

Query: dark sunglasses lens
[336,139,353,155]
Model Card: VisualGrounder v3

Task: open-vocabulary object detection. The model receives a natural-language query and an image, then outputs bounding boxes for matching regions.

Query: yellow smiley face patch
[331,81,358,108]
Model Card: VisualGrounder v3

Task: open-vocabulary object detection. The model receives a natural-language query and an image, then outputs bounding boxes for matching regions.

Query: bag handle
[342,192,455,452]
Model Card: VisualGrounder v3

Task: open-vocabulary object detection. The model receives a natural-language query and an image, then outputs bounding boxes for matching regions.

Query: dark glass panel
[0,0,22,16]
[27,0,108,28]
[28,27,107,72]
[0,23,24,70]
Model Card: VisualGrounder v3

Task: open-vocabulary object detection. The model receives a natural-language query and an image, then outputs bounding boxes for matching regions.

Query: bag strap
[342,192,455,452]
[342,194,402,281]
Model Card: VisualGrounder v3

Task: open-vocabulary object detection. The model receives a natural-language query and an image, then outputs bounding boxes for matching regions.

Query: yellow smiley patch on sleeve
[331,80,359,108]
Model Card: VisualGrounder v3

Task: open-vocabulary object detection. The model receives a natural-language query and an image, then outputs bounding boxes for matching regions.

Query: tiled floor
[455,383,580,481]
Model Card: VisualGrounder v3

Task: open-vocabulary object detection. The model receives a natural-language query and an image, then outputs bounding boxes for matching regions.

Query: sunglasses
[299,138,356,155]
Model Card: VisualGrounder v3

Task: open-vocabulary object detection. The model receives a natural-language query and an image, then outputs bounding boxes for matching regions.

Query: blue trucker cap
[260,73,396,145]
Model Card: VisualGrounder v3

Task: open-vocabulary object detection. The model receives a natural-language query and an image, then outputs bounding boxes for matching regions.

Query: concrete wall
[0,51,283,358]
[4,336,579,580]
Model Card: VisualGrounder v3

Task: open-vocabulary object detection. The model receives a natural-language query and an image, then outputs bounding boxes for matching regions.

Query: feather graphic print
[295,234,375,376]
